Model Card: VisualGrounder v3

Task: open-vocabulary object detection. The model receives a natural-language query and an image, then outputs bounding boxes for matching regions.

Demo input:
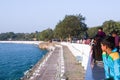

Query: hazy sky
[0,0,120,33]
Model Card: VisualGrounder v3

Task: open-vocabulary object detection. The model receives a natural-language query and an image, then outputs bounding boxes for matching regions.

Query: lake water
[0,43,47,80]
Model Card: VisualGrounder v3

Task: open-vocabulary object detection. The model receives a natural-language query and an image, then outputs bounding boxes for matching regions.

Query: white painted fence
[61,42,91,70]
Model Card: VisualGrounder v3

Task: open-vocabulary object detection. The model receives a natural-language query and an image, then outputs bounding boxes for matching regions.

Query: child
[101,36,120,80]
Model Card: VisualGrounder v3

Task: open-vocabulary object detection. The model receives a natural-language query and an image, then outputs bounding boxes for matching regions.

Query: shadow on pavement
[92,61,105,80]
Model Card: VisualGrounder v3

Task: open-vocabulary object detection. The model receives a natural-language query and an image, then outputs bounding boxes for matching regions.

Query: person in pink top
[111,30,119,52]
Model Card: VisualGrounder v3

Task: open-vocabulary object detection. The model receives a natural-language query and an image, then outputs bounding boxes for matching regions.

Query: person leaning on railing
[111,30,119,52]
[101,36,120,80]
[119,37,120,53]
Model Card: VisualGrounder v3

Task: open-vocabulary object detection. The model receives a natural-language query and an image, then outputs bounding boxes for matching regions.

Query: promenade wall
[61,42,91,70]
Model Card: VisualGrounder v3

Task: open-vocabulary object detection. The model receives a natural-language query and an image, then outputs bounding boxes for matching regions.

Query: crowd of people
[68,27,120,79]
[91,27,120,80]
[65,27,120,79]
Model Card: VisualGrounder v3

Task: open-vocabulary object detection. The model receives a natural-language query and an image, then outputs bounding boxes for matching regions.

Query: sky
[0,0,120,33]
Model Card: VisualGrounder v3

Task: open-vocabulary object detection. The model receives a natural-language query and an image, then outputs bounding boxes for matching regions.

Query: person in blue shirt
[101,36,120,80]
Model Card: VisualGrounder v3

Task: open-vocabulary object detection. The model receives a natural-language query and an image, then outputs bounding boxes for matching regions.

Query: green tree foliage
[0,32,37,41]
[87,26,101,38]
[0,32,16,40]
[0,33,9,40]
[38,28,53,41]
[102,20,120,35]
[54,14,87,40]
[87,20,120,37]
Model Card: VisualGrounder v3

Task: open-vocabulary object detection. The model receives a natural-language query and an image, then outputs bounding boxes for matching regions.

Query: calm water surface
[0,43,47,80]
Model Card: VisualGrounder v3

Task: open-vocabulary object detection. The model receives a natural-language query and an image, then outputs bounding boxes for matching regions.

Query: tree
[38,28,53,41]
[54,14,87,41]
[0,32,16,40]
[87,26,101,38]
[87,20,120,38]
[102,20,120,35]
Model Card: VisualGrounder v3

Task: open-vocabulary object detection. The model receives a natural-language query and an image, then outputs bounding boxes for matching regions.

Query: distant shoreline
[0,41,43,45]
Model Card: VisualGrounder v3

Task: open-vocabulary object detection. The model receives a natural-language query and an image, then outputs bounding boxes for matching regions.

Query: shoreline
[21,50,54,80]
[21,42,55,80]
[0,41,55,80]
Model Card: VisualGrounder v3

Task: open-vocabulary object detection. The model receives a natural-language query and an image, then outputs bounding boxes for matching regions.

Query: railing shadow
[92,62,105,80]
[85,51,105,80]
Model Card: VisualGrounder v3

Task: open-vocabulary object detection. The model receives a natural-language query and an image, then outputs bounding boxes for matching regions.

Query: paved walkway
[63,46,85,80]
[37,47,60,80]
[28,46,61,80]
[22,44,105,80]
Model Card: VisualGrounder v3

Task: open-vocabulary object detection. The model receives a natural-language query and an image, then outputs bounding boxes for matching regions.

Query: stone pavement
[36,45,85,80]
[63,46,85,80]
[37,47,60,80]
[22,46,61,80]
[22,44,105,80]
[63,45,105,80]
[29,46,61,80]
